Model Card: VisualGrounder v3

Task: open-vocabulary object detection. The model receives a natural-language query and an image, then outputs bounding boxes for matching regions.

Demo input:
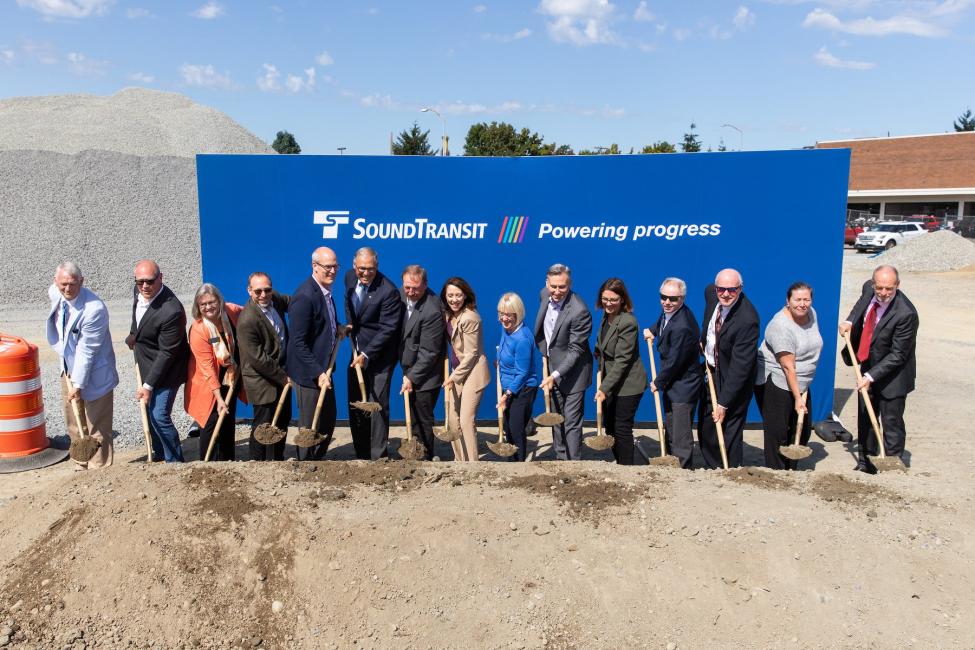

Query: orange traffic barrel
[0,333,48,458]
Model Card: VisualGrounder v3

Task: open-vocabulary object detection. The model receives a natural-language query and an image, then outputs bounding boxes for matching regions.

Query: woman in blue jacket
[496,292,539,461]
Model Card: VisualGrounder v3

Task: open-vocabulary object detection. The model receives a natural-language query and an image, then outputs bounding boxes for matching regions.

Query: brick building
[815,131,975,224]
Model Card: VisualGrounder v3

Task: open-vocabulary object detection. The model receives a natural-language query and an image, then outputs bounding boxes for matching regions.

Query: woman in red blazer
[185,283,247,461]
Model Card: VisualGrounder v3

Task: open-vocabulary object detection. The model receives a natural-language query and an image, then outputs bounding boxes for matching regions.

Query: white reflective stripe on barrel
[0,412,45,432]
[0,376,42,396]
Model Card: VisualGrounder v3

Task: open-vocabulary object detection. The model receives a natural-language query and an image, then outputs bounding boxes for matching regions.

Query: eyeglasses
[601,296,621,304]
[659,294,682,303]
[134,276,158,286]
[198,300,219,309]
[355,266,376,273]
[314,262,339,272]
[252,288,273,295]
[716,286,741,295]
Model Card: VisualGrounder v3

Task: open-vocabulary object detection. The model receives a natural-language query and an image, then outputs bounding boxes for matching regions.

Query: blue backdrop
[197,150,850,424]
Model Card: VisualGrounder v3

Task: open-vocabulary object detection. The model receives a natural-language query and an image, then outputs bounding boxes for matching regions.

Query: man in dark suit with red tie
[840,265,918,474]
[699,268,760,469]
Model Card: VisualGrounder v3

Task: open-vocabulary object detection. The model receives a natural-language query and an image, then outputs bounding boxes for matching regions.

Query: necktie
[268,308,284,346]
[353,284,366,312]
[713,308,724,370]
[660,314,668,334]
[407,301,414,320]
[857,301,879,363]
[327,294,337,334]
[60,300,69,341]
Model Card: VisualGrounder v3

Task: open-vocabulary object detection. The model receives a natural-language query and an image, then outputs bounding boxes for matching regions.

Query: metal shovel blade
[779,444,813,460]
[399,437,426,461]
[487,441,518,458]
[533,412,565,427]
[351,400,383,413]
[868,455,907,472]
[68,436,101,463]
[433,425,462,442]
[583,434,615,451]
[649,455,681,468]
[294,428,324,448]
[253,423,287,445]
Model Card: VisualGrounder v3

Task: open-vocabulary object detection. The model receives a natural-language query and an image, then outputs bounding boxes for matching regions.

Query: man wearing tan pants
[47,262,119,469]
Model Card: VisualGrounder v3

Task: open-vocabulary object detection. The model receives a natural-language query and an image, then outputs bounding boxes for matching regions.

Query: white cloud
[257,63,280,91]
[66,51,108,75]
[802,8,945,37]
[813,45,876,69]
[191,1,224,19]
[315,51,334,66]
[360,93,397,109]
[733,6,755,29]
[483,28,532,42]
[181,63,233,88]
[127,71,154,83]
[125,7,151,18]
[634,1,654,22]
[538,0,620,46]
[15,0,112,18]
[928,0,975,16]
[1,49,15,64]
[20,40,58,64]
[473,4,487,12]
[672,27,691,41]
[286,67,316,92]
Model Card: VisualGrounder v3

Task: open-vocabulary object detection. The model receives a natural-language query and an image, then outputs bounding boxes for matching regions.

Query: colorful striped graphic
[498,216,529,244]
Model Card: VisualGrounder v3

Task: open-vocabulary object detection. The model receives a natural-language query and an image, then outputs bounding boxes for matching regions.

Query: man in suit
[286,247,342,461]
[535,263,593,461]
[345,247,403,460]
[699,268,759,469]
[645,277,702,469]
[840,265,918,474]
[126,259,189,463]
[399,264,446,460]
[47,262,119,470]
[238,271,291,461]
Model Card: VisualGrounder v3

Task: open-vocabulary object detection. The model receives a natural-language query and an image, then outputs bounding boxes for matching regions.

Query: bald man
[699,268,760,469]
[840,265,918,474]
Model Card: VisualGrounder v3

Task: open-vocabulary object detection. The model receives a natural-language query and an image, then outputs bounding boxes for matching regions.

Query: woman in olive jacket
[594,278,648,465]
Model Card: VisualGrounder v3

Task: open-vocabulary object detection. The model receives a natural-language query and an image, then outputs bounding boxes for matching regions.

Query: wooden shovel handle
[595,371,603,436]
[403,389,413,440]
[63,374,90,439]
[495,361,505,443]
[134,362,153,463]
[793,391,808,446]
[542,357,553,415]
[204,376,237,462]
[443,358,451,430]
[311,380,328,431]
[703,361,730,470]
[842,331,886,458]
[645,338,667,456]
[270,382,291,428]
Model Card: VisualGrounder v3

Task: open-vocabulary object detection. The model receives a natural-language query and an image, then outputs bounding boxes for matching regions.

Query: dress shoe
[853,461,877,475]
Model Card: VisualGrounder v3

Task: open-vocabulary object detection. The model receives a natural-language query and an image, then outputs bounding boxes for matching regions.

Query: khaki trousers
[448,381,485,462]
[61,375,114,469]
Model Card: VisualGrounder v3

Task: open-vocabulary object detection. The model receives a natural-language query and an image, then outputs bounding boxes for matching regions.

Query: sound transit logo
[498,215,529,244]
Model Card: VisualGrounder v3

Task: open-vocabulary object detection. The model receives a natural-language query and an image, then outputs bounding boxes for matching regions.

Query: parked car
[905,215,940,232]
[854,222,927,252]
[844,225,865,246]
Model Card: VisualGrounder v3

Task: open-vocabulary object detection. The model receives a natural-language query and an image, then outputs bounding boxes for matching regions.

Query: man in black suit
[699,268,759,469]
[399,264,446,460]
[345,247,403,460]
[286,247,342,460]
[840,265,918,474]
[126,259,189,463]
[238,272,291,461]
[645,277,702,469]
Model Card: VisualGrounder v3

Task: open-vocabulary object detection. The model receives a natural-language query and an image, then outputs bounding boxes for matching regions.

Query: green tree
[641,140,676,154]
[954,109,975,132]
[464,121,565,156]
[680,123,702,152]
[392,122,435,155]
[717,139,728,152]
[271,130,301,154]
[578,144,621,155]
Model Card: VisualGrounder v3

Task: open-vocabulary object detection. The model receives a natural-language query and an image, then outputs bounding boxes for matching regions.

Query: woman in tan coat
[440,277,491,461]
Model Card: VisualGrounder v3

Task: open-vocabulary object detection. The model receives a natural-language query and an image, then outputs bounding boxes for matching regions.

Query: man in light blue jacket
[47,262,119,469]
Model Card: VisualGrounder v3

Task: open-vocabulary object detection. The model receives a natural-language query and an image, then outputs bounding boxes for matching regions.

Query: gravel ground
[870,229,975,272]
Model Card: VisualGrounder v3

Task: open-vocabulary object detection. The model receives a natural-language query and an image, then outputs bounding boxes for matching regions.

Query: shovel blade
[433,426,462,442]
[487,441,518,458]
[69,436,101,463]
[649,455,681,468]
[868,455,907,472]
[351,401,383,413]
[533,413,565,427]
[779,444,813,461]
[399,437,426,461]
[294,428,324,448]
[583,434,615,451]
[254,423,287,445]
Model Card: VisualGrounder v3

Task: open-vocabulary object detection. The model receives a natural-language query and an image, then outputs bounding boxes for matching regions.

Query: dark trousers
[603,392,642,465]
[347,362,393,460]
[249,395,291,461]
[503,386,538,462]
[698,372,748,469]
[296,382,336,460]
[857,390,907,467]
[199,396,237,462]
[549,387,585,460]
[663,396,696,469]
[755,382,811,470]
[410,387,439,460]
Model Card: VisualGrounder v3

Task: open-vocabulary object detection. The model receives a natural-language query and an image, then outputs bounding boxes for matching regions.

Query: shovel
[779,391,813,461]
[350,344,383,413]
[134,362,153,463]
[399,389,426,460]
[296,340,343,448]
[583,371,614,451]
[254,381,292,445]
[533,357,565,427]
[486,361,517,458]
[842,331,906,472]
[203,375,238,462]
[646,336,680,467]
[434,358,462,442]
[64,375,100,463]
[702,360,730,470]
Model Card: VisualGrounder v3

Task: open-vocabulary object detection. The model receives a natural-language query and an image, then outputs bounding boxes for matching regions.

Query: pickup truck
[855,222,927,252]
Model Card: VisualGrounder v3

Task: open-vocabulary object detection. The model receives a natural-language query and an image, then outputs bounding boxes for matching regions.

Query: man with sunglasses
[644,277,702,469]
[126,259,189,462]
[238,271,291,460]
[699,268,759,469]
[287,247,343,460]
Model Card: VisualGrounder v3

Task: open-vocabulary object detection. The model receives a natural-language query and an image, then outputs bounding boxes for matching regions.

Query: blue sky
[2,0,973,154]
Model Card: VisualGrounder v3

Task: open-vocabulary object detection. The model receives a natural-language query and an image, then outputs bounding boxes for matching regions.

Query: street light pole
[720,124,743,151]
[421,107,448,156]
[337,147,346,156]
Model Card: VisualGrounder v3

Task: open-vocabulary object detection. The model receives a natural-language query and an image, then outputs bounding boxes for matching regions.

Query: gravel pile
[875,230,975,272]
[0,88,272,304]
